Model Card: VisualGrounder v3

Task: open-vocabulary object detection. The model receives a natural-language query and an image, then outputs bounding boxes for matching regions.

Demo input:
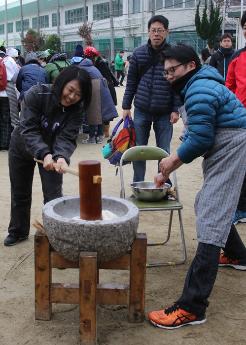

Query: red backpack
[0,57,7,91]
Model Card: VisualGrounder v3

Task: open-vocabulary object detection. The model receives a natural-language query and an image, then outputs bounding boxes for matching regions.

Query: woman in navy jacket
[4,65,92,246]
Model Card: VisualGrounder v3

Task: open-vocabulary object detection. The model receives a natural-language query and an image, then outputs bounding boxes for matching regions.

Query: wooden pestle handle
[34,158,79,176]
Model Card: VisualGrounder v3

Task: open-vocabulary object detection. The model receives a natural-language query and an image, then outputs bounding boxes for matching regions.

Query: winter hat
[25,52,38,63]
[84,46,99,58]
[7,47,18,58]
[74,44,84,57]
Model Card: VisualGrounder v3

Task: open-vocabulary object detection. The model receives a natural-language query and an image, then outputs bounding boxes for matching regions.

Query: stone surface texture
[42,196,139,262]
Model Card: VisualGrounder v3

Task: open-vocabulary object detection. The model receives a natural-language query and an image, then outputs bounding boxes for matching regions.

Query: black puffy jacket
[18,83,84,163]
[209,47,234,79]
[122,40,181,115]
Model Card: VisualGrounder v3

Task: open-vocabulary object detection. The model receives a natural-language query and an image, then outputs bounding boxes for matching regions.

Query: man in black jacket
[209,33,234,79]
[122,15,181,182]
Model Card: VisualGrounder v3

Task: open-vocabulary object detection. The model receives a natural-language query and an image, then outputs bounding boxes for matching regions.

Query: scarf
[171,67,201,100]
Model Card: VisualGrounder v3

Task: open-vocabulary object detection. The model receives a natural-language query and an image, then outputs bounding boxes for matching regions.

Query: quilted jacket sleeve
[177,81,219,163]
[225,58,237,93]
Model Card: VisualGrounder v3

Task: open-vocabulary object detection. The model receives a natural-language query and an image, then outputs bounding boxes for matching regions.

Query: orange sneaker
[148,304,206,329]
[219,253,246,271]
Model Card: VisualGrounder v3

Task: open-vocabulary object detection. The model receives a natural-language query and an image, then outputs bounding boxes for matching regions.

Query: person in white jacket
[0,45,20,150]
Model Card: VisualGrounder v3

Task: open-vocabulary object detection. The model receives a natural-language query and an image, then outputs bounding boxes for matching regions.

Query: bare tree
[78,22,93,47]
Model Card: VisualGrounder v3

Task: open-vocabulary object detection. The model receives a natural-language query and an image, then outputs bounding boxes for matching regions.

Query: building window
[185,0,195,7]
[65,7,88,25]
[134,37,142,48]
[32,15,49,29]
[40,15,49,28]
[7,22,13,33]
[16,19,29,32]
[32,17,37,29]
[169,31,206,52]
[112,0,123,16]
[156,0,163,9]
[133,0,141,13]
[52,13,60,27]
[64,41,83,53]
[93,1,122,21]
[0,24,4,35]
[93,3,109,20]
[164,0,183,8]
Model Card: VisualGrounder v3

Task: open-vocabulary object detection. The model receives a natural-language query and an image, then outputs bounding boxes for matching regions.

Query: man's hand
[154,173,166,187]
[122,109,132,119]
[43,154,54,171]
[170,112,180,124]
[158,154,183,182]
[54,158,68,174]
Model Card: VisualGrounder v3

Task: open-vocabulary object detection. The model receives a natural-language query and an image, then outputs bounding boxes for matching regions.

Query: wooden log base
[35,231,147,345]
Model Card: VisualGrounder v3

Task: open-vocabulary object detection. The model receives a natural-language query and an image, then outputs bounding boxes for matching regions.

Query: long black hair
[52,65,92,109]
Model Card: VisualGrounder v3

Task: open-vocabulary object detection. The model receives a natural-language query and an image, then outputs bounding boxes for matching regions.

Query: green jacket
[114,53,124,71]
[45,59,71,83]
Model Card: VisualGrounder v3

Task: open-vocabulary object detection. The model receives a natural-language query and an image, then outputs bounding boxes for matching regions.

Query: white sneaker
[87,137,97,144]
[96,136,104,144]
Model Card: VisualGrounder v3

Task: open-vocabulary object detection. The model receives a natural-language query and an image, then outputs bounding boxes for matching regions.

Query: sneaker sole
[149,318,206,330]
[219,263,246,271]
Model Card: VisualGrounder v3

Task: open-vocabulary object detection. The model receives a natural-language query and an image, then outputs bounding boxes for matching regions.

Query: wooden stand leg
[35,231,51,320]
[79,252,97,345]
[128,233,147,322]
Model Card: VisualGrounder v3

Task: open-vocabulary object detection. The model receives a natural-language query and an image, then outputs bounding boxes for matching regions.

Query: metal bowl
[130,181,171,202]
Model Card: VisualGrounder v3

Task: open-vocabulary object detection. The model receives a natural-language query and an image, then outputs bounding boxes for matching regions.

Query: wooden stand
[35,231,147,345]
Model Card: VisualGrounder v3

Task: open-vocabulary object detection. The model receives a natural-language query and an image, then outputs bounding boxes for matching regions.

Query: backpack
[0,57,7,91]
[52,60,70,73]
[102,116,136,166]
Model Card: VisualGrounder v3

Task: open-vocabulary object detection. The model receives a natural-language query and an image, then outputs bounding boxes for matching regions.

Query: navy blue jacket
[16,61,48,100]
[122,40,181,115]
[177,65,246,163]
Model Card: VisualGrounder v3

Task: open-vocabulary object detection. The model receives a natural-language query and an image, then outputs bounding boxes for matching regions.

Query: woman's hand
[54,157,68,174]
[43,154,55,171]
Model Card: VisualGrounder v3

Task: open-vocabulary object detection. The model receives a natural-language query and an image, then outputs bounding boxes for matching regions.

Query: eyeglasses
[149,28,166,34]
[163,63,184,77]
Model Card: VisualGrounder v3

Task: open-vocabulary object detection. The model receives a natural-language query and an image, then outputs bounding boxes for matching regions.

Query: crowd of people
[1,10,246,334]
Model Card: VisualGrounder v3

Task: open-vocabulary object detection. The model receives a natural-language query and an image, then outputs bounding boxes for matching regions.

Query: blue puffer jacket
[177,65,246,163]
[16,61,48,100]
[122,40,181,115]
[77,58,118,122]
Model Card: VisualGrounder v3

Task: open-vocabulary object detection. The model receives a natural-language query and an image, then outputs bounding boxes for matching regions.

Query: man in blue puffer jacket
[148,44,246,329]
[122,15,181,182]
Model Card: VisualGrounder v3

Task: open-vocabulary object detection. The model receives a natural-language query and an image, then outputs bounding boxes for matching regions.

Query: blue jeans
[133,108,173,182]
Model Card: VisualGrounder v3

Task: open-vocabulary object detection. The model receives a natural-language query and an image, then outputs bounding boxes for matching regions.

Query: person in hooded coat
[71,55,118,144]
[16,52,48,103]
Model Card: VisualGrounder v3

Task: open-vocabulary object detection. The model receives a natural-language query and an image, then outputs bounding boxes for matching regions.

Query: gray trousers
[177,128,246,316]
[195,128,246,247]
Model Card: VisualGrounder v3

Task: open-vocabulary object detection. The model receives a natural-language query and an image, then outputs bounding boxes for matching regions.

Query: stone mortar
[42,196,139,262]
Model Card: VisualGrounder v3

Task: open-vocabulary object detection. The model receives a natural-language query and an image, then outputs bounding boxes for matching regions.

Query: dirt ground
[0,87,246,345]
